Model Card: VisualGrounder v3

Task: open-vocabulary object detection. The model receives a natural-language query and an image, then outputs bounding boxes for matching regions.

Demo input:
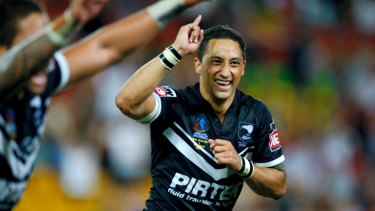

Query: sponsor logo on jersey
[237,122,254,148]
[269,121,281,152]
[168,172,241,207]
[192,114,210,150]
[154,86,177,97]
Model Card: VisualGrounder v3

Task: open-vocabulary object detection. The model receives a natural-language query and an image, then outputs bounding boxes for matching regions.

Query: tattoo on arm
[0,34,58,101]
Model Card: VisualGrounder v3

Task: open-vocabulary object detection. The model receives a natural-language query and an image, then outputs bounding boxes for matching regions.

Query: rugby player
[116,15,287,210]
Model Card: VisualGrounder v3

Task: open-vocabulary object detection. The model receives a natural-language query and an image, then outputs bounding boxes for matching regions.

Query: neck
[200,89,235,124]
[212,98,234,123]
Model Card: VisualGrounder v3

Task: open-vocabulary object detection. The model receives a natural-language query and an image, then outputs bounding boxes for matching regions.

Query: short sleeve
[43,51,70,96]
[252,102,285,167]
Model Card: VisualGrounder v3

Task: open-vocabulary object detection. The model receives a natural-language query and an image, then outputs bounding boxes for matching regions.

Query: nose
[219,62,231,78]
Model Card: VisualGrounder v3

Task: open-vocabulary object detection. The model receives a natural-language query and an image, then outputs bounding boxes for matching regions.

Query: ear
[241,59,246,76]
[194,57,202,74]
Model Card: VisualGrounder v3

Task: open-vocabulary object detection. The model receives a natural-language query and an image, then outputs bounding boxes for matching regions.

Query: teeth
[216,80,230,86]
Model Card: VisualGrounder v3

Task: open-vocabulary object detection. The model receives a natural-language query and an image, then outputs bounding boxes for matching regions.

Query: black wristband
[236,157,254,179]
[168,45,182,60]
[238,157,246,174]
[159,53,174,70]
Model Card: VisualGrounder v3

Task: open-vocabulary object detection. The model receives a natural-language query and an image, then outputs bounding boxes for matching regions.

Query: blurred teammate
[0,0,207,210]
[116,16,286,209]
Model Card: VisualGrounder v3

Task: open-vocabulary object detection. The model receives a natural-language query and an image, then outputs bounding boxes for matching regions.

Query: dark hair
[0,0,44,47]
[197,25,247,61]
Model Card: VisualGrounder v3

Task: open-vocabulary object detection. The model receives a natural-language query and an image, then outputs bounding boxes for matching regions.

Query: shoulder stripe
[53,51,70,93]
[137,93,161,124]
[173,122,217,163]
[163,123,235,181]
[254,155,285,168]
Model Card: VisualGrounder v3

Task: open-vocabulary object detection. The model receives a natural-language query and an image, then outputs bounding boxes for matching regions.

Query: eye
[211,59,222,65]
[231,61,241,67]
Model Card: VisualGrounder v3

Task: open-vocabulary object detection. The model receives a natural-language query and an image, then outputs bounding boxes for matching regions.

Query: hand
[208,138,242,171]
[184,0,210,7]
[172,15,204,57]
[69,0,109,25]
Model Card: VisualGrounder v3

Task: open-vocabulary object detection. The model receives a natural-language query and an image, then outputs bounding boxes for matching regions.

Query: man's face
[195,39,245,104]
[12,12,50,95]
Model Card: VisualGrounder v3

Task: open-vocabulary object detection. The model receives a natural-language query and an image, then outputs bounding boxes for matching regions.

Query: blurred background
[14,0,375,210]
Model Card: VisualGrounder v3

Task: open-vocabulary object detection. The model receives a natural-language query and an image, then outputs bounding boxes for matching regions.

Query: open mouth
[215,79,232,89]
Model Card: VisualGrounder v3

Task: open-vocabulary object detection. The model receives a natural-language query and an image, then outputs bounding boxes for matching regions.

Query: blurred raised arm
[64,0,208,87]
[0,0,108,102]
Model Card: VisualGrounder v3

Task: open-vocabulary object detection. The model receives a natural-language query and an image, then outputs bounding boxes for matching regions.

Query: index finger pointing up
[190,15,202,43]
[192,15,202,27]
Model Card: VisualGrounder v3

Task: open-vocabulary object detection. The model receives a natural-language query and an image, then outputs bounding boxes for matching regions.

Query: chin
[214,91,232,101]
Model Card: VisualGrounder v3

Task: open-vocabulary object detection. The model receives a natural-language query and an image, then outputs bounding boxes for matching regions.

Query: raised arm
[115,15,204,120]
[64,0,208,88]
[0,0,108,102]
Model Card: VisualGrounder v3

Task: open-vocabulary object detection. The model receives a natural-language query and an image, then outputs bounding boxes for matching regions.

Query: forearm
[245,164,287,199]
[116,14,202,120]
[0,35,56,97]
[115,57,169,119]
[106,0,191,55]
[65,0,193,86]
[101,11,159,58]
[0,10,78,101]
[64,10,160,86]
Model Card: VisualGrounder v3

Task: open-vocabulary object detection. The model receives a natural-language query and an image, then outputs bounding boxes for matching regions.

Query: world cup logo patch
[192,114,210,150]
[193,113,209,132]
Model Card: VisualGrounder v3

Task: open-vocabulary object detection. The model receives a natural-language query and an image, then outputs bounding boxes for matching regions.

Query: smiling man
[115,16,287,210]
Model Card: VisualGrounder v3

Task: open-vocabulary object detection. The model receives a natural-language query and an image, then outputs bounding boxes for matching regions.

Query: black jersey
[0,52,70,210]
[142,83,285,210]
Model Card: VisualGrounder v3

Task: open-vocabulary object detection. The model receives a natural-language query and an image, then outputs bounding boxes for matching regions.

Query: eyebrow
[208,56,243,61]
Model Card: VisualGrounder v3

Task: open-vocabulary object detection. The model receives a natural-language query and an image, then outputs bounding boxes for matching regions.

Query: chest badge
[192,114,210,150]
[238,122,254,148]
